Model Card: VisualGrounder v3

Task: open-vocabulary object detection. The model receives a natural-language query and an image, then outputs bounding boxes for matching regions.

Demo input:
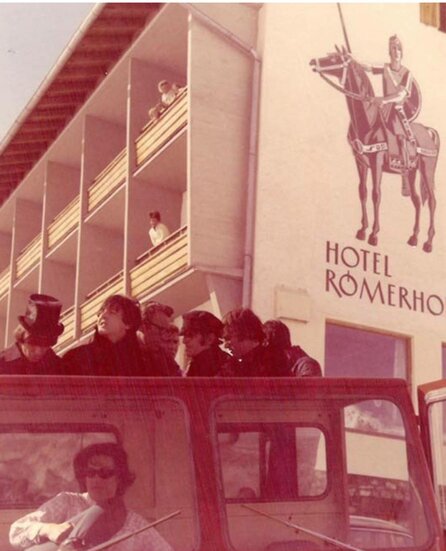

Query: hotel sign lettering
[325,241,445,317]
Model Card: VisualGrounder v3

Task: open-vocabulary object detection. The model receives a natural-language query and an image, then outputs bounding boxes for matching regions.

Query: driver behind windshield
[9,442,174,551]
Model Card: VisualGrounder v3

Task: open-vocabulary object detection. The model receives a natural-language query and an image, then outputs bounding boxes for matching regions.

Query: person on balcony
[148,80,182,122]
[0,293,64,374]
[62,294,145,376]
[263,319,322,377]
[219,308,289,377]
[148,211,170,248]
[159,80,181,108]
[139,301,181,376]
[180,311,230,377]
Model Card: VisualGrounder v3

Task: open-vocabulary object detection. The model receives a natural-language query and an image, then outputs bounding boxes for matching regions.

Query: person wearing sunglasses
[139,301,181,376]
[180,310,230,377]
[10,442,174,551]
[219,308,289,377]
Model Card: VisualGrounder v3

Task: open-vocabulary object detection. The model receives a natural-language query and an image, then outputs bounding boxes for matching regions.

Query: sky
[0,3,94,142]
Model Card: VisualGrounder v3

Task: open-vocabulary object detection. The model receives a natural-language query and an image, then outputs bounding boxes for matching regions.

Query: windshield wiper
[242,504,365,551]
[83,509,181,551]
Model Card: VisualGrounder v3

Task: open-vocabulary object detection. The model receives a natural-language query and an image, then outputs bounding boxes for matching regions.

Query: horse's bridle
[312,56,367,102]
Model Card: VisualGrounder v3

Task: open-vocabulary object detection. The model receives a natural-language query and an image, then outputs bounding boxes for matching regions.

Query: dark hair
[149,211,161,221]
[222,308,264,343]
[141,300,174,323]
[264,320,292,349]
[166,325,180,336]
[98,295,141,332]
[73,442,135,497]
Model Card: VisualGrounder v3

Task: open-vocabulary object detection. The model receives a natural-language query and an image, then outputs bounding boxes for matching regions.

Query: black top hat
[180,310,223,338]
[18,293,64,346]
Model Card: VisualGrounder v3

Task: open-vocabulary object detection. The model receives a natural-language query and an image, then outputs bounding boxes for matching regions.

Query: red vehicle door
[418,379,446,543]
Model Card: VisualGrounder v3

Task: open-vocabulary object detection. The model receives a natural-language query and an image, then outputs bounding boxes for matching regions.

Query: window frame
[212,402,332,505]
[325,320,412,391]
[0,422,120,509]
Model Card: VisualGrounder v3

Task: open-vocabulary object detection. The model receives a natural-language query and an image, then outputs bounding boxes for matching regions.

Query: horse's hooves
[356,229,366,241]
[423,242,433,253]
[408,236,418,247]
[368,235,378,246]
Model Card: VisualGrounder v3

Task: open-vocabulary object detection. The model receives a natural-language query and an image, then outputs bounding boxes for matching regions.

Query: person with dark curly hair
[62,295,146,376]
[10,442,174,551]
[220,308,289,377]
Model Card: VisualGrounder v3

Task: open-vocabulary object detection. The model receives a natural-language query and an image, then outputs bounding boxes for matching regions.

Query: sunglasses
[85,467,116,479]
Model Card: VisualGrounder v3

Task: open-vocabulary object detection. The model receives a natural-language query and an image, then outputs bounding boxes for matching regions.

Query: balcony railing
[16,234,42,280]
[87,148,127,212]
[0,267,10,299]
[130,226,188,299]
[135,88,188,167]
[420,3,439,27]
[80,270,124,333]
[47,196,80,249]
[56,306,76,350]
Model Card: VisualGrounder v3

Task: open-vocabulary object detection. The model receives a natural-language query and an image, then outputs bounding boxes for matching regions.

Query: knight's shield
[404,77,421,122]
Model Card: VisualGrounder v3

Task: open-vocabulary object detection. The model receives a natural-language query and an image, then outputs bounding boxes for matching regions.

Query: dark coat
[62,330,147,376]
[186,345,230,377]
[288,346,322,377]
[0,343,62,375]
[219,344,290,377]
[140,346,182,377]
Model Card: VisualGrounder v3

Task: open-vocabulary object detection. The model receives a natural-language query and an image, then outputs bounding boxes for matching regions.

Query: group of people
[0,293,321,378]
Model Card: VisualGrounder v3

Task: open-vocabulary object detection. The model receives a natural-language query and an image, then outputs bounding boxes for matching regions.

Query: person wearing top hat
[181,310,230,377]
[0,293,64,374]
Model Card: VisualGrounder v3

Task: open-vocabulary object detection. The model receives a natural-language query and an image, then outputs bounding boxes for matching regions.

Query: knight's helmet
[389,34,403,55]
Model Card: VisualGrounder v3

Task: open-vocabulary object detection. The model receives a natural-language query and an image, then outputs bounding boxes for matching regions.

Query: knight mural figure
[310,36,439,253]
[359,35,420,197]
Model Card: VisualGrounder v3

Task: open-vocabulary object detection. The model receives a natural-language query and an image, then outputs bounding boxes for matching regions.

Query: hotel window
[325,323,409,379]
[325,323,409,433]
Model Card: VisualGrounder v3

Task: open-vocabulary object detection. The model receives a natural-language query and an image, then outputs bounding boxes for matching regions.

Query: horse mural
[310,45,440,252]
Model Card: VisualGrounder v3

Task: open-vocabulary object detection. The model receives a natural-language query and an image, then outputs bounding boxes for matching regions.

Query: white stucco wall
[253,4,446,391]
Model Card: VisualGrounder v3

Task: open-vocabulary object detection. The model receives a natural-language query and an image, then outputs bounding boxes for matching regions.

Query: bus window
[0,395,198,551]
[217,425,327,501]
[213,399,332,551]
[343,399,430,549]
[0,425,117,508]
